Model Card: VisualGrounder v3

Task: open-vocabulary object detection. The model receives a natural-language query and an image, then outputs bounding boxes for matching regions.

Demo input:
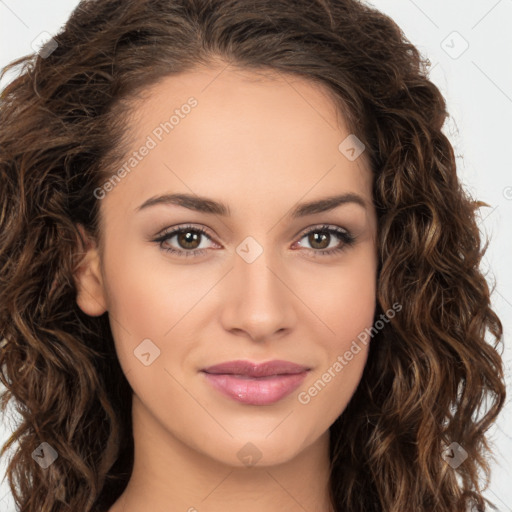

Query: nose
[219,246,297,343]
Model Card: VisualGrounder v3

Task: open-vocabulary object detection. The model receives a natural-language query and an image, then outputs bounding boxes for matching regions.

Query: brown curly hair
[0,0,506,511]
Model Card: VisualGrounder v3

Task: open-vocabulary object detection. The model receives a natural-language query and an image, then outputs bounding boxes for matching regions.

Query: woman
[0,0,506,511]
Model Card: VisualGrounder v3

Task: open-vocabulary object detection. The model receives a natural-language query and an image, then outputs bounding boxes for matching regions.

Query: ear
[73,224,108,317]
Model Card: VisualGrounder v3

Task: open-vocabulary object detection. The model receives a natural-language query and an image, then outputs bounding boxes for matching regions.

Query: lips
[201,359,310,377]
[201,359,311,405]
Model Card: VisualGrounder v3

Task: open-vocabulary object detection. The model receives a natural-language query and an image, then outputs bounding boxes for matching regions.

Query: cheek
[100,249,182,369]
[103,240,192,328]
[101,251,218,390]
[306,252,376,395]
[306,253,377,339]
[324,280,375,382]
[298,274,375,424]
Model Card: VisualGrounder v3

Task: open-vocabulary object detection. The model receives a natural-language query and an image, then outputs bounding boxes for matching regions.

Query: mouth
[201,359,310,377]
[201,359,311,405]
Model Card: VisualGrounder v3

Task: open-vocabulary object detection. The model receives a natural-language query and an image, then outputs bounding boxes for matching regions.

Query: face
[74,64,378,469]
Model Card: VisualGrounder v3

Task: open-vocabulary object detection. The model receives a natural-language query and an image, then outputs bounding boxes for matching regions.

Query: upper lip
[201,359,310,377]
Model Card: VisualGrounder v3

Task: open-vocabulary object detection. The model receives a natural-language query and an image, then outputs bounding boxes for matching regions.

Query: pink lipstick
[201,359,310,405]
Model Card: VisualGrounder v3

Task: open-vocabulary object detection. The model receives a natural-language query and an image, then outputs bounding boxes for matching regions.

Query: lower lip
[202,371,309,405]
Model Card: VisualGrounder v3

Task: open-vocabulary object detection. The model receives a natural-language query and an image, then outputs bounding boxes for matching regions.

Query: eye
[153,223,356,258]
[293,224,356,257]
[154,224,218,258]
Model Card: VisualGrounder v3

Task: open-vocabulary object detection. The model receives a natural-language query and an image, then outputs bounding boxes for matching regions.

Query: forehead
[101,66,373,219]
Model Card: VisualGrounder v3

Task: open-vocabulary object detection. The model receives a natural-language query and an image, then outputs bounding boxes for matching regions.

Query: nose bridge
[220,235,295,339]
[238,237,280,295]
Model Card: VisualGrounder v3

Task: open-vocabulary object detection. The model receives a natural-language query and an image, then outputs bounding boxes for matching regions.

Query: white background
[0,0,510,510]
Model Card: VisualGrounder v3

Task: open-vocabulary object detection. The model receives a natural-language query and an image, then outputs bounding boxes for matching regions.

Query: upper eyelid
[156,224,216,242]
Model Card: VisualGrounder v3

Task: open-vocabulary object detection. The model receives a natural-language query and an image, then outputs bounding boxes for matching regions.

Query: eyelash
[153,223,356,258]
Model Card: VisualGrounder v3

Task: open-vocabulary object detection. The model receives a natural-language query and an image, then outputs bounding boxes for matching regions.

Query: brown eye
[155,225,216,258]
[295,224,355,256]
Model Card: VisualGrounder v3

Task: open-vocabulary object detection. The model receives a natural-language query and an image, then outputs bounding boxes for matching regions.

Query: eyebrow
[135,192,368,217]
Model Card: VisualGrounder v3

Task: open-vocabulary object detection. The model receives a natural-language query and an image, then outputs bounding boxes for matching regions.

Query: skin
[74,63,378,512]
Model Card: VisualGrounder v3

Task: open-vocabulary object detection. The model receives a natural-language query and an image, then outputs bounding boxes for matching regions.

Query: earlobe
[73,224,108,317]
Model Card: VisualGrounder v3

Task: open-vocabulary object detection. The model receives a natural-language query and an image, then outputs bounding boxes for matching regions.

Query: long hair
[0,0,506,510]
